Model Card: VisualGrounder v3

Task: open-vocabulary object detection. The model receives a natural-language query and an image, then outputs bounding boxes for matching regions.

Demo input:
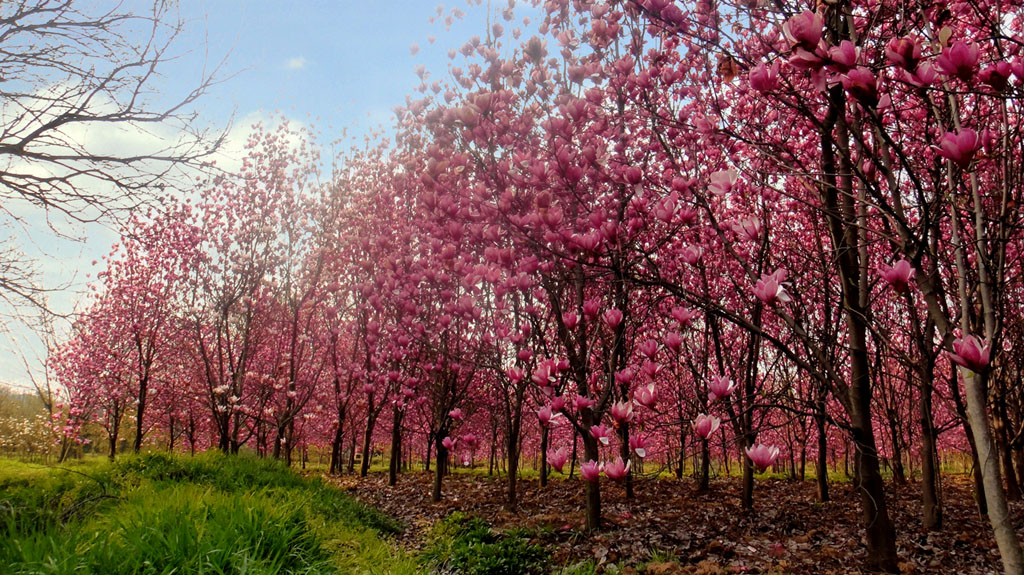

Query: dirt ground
[326,469,1016,574]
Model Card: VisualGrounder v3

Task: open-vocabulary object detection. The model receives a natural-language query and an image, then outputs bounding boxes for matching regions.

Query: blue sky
[1,1,534,391]
[175,1,509,136]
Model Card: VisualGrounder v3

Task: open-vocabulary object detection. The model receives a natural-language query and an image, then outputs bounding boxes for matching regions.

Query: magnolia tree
[55,1,1024,573]
[619,0,1024,571]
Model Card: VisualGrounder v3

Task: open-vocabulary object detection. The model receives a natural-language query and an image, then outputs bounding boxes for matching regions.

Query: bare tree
[0,0,227,315]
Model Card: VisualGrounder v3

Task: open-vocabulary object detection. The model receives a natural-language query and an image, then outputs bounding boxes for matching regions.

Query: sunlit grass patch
[0,453,414,575]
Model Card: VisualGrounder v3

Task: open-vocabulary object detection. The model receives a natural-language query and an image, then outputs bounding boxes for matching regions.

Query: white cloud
[286,56,307,70]
[0,91,312,391]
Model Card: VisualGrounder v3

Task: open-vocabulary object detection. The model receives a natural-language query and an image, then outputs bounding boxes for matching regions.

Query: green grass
[420,512,550,575]
[0,452,414,575]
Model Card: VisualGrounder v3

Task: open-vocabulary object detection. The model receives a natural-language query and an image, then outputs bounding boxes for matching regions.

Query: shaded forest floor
[329,470,1017,574]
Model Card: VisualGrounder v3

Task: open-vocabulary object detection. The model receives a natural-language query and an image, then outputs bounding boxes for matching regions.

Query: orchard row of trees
[47,1,1024,573]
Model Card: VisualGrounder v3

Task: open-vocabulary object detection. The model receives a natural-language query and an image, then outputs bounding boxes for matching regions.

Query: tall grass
[0,452,413,575]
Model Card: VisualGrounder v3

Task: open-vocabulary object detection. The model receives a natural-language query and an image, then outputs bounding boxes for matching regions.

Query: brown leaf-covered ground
[325,469,1018,574]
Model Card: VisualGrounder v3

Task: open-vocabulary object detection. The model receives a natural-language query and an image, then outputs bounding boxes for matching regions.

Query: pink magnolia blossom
[681,245,702,265]
[441,436,457,450]
[573,231,602,253]
[461,433,478,449]
[532,362,556,386]
[580,460,601,482]
[634,383,658,409]
[753,269,792,305]
[654,192,680,223]
[603,308,624,328]
[935,41,980,81]
[506,367,525,383]
[1012,57,1024,80]
[827,40,859,73]
[609,401,634,425]
[671,306,698,326]
[979,62,1012,91]
[885,37,922,71]
[448,408,464,421]
[901,61,937,87]
[782,11,823,50]
[749,61,780,92]
[641,360,661,378]
[638,339,659,359]
[709,169,739,196]
[614,368,634,385]
[630,435,648,458]
[693,414,721,440]
[709,375,736,401]
[746,443,781,472]
[538,405,562,427]
[664,332,683,353]
[547,447,569,473]
[574,395,596,411]
[732,217,761,242]
[879,259,915,292]
[949,335,991,373]
[603,457,630,481]
[678,206,698,225]
[549,395,566,413]
[590,424,613,445]
[789,46,826,70]
[562,312,579,329]
[937,129,981,169]
[541,205,564,227]
[841,67,879,107]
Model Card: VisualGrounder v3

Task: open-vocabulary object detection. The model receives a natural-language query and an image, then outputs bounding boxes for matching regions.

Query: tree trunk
[677,422,686,479]
[619,420,634,499]
[284,417,295,467]
[820,79,899,573]
[799,444,806,481]
[741,435,754,510]
[539,426,549,487]
[505,402,523,508]
[360,415,374,477]
[388,408,403,486]
[698,437,711,491]
[993,399,1022,501]
[346,434,356,474]
[889,417,907,485]
[506,432,519,509]
[133,375,149,453]
[425,433,432,472]
[488,432,496,476]
[167,417,176,452]
[330,416,345,475]
[432,435,446,503]
[273,424,285,460]
[569,429,578,478]
[816,407,830,502]
[583,433,601,531]
[951,378,987,514]
[218,420,230,454]
[108,426,119,461]
[919,374,943,530]
[1014,448,1024,500]
[962,370,1024,574]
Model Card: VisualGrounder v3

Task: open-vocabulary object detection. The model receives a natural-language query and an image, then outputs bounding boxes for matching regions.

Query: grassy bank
[0,452,415,575]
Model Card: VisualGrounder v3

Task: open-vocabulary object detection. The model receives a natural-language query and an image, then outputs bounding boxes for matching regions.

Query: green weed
[0,453,415,575]
[420,512,549,575]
